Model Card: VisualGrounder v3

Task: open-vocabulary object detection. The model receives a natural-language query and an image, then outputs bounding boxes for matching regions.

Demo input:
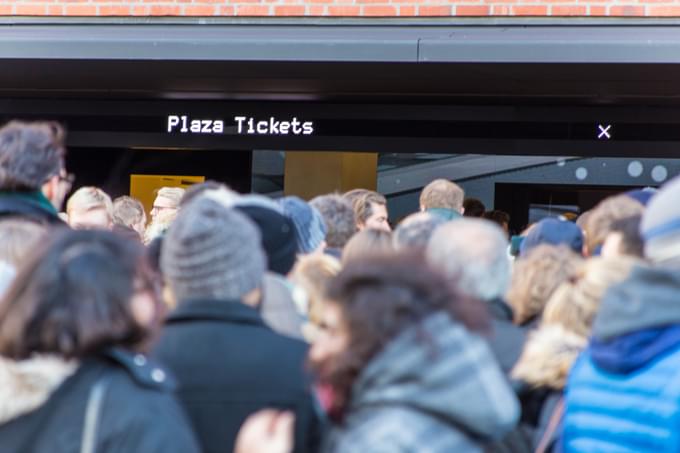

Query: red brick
[456,5,489,15]
[492,4,511,14]
[219,5,234,14]
[589,5,606,15]
[274,5,305,14]
[64,4,97,14]
[184,5,216,15]
[328,5,360,14]
[399,5,417,15]
[551,5,587,15]
[307,5,326,14]
[236,4,271,15]
[419,5,452,15]
[648,5,680,16]
[47,4,64,14]
[149,4,182,14]
[99,5,132,15]
[0,4,13,14]
[362,5,398,15]
[15,3,48,14]
[609,5,645,16]
[512,5,548,15]
[131,5,150,15]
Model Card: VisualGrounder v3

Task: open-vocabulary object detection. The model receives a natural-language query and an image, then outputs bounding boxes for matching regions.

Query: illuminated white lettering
[190,120,201,133]
[167,115,180,132]
[303,121,314,135]
[234,116,247,134]
[291,117,302,135]
[213,120,224,134]
[247,118,255,134]
[180,115,188,133]
[280,121,290,134]
[256,121,268,134]
[269,117,280,134]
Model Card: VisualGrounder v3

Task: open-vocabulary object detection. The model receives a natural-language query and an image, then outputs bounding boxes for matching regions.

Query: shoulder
[329,406,479,453]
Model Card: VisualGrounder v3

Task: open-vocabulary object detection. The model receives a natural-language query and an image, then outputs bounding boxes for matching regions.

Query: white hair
[426,218,511,301]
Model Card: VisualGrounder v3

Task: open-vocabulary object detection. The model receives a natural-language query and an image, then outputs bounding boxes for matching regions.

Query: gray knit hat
[160,196,266,302]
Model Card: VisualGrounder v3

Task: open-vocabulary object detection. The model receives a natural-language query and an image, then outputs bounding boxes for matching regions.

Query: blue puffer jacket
[562,264,680,453]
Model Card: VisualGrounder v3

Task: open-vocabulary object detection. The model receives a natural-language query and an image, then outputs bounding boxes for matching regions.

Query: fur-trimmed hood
[512,324,586,390]
[0,355,77,425]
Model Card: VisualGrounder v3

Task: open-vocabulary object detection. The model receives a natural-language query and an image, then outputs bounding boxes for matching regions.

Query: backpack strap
[535,396,565,453]
[80,375,111,453]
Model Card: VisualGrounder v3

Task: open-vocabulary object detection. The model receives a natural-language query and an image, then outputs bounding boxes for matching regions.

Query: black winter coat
[153,299,323,453]
[0,348,200,453]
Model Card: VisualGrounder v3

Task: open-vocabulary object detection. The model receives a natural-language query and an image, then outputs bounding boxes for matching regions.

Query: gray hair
[393,212,446,250]
[426,218,511,301]
[310,194,356,248]
[112,196,145,228]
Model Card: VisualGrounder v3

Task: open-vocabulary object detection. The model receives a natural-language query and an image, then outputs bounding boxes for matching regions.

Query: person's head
[353,191,390,232]
[541,256,636,338]
[234,196,297,276]
[308,250,488,418]
[112,196,146,238]
[419,179,464,213]
[289,254,341,341]
[484,210,511,234]
[641,176,680,265]
[66,186,113,230]
[463,198,486,218]
[520,217,584,257]
[506,244,583,326]
[0,229,161,360]
[0,219,46,268]
[0,121,69,209]
[180,180,238,207]
[279,196,327,254]
[585,194,644,256]
[341,229,394,265]
[393,212,447,251]
[426,218,510,301]
[151,186,185,222]
[602,215,644,259]
[161,197,266,305]
[310,194,356,249]
[342,188,370,209]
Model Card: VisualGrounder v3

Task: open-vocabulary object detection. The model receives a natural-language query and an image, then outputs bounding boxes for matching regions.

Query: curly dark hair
[314,250,489,420]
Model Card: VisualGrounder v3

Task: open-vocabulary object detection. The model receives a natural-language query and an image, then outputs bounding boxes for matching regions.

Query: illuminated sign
[167,115,314,136]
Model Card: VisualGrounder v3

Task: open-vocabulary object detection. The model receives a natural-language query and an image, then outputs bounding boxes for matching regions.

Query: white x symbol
[598,124,612,140]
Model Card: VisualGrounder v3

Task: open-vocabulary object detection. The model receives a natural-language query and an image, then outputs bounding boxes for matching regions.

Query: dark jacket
[563,264,680,452]
[487,298,527,375]
[0,348,200,453]
[0,191,63,225]
[324,311,519,453]
[153,299,323,453]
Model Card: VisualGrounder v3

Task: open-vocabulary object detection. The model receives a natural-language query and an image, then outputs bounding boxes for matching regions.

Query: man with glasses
[0,121,72,224]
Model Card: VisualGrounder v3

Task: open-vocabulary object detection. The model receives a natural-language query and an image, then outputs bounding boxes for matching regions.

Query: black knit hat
[235,204,298,275]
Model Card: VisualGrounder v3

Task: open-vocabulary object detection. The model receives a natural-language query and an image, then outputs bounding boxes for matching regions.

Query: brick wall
[3,0,680,17]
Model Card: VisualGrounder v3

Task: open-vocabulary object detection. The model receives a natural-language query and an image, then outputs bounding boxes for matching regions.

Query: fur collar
[0,355,77,425]
[512,324,586,390]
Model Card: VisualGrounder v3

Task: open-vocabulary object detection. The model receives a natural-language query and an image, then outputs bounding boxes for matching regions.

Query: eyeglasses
[59,172,75,185]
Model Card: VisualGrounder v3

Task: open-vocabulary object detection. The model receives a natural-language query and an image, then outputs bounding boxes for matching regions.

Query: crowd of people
[0,119,677,452]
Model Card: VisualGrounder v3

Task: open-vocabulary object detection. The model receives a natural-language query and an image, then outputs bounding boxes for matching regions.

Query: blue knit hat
[520,217,584,257]
[279,196,327,253]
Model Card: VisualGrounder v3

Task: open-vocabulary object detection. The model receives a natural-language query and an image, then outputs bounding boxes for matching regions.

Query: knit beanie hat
[641,176,680,262]
[160,197,266,302]
[235,204,298,276]
[279,196,327,254]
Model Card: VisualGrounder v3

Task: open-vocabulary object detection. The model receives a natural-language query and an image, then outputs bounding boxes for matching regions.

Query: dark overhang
[2,19,680,103]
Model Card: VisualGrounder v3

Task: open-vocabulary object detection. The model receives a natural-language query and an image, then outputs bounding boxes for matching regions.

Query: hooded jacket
[0,349,200,453]
[324,311,520,453]
[0,191,62,225]
[562,264,680,453]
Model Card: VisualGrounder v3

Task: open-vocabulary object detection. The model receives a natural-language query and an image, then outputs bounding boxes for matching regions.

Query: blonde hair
[155,186,185,209]
[289,254,341,341]
[341,229,393,265]
[66,186,113,219]
[507,244,583,325]
[112,196,145,229]
[419,179,464,211]
[584,195,644,253]
[542,256,636,337]
[0,219,45,267]
[353,191,387,225]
